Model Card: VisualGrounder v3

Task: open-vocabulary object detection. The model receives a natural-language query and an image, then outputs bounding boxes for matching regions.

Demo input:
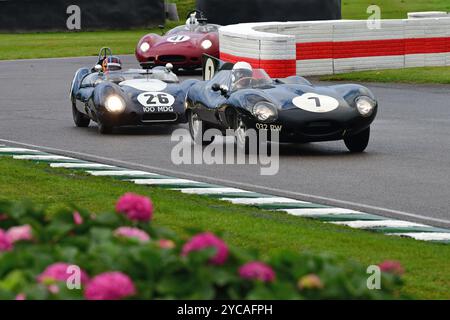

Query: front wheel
[344,127,370,153]
[234,116,272,154]
[188,110,214,146]
[72,101,90,127]
[97,120,113,135]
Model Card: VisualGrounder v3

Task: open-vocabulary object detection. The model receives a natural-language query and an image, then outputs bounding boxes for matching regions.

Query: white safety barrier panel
[219,15,450,77]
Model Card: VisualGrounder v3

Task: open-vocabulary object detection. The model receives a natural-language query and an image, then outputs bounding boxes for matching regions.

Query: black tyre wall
[197,0,341,25]
[0,0,164,32]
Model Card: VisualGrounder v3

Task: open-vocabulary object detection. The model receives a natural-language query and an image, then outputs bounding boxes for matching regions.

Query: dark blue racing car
[70,48,196,134]
[185,55,378,152]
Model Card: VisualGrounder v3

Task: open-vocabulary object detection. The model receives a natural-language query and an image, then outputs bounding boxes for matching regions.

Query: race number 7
[204,58,216,81]
[308,96,321,107]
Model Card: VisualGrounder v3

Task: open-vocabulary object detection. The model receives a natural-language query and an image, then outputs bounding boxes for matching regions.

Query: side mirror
[212,83,229,95]
[165,63,173,72]
[211,83,221,92]
[219,84,229,95]
[94,64,102,72]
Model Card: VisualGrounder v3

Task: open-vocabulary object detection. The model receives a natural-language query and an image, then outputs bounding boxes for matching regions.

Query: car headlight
[105,95,125,113]
[355,96,376,117]
[253,101,278,122]
[140,42,150,53]
[201,39,213,50]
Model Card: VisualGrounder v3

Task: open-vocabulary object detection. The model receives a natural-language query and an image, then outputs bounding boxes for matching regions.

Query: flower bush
[0,194,406,300]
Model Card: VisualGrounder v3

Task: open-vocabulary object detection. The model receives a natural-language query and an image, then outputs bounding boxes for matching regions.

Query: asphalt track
[0,55,449,228]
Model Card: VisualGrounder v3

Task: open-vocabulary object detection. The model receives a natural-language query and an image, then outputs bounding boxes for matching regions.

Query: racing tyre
[188,110,214,146]
[344,127,370,153]
[72,101,90,128]
[97,120,113,135]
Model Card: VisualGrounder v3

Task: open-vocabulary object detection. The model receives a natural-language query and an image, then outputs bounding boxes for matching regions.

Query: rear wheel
[72,101,90,127]
[344,127,370,153]
[188,110,214,146]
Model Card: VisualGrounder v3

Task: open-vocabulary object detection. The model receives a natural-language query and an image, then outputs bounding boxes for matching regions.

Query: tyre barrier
[219,16,450,77]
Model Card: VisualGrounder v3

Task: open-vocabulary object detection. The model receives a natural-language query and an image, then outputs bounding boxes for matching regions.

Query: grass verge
[0,157,449,299]
[319,67,450,85]
[342,0,450,19]
[0,21,180,61]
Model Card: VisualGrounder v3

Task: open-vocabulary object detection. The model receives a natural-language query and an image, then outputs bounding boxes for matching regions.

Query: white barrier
[219,16,450,77]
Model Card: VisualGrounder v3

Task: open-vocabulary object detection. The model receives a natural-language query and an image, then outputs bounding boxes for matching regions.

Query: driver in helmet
[186,12,199,31]
[231,62,253,90]
[102,56,122,73]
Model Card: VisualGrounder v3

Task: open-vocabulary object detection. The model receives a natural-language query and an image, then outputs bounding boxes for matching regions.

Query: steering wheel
[233,77,253,89]
[186,9,206,20]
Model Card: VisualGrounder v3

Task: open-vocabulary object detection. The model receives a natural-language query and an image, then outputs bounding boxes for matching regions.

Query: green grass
[320,67,450,84]
[342,0,450,19]
[0,157,449,299]
[173,0,196,20]
[0,21,181,60]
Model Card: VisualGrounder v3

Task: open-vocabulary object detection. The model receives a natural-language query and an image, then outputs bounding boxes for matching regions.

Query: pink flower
[116,193,153,222]
[7,225,33,243]
[239,261,276,283]
[37,262,89,285]
[48,284,60,294]
[0,229,13,252]
[378,260,405,276]
[182,232,229,265]
[158,239,176,249]
[84,272,136,300]
[114,227,150,242]
[298,274,324,290]
[15,293,26,300]
[73,211,83,225]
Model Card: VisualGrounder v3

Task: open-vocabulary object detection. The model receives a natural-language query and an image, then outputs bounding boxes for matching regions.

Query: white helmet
[232,62,253,89]
[233,61,253,72]
[186,13,199,28]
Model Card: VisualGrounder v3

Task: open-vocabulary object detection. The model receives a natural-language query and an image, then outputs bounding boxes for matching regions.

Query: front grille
[159,55,186,63]
[142,113,178,122]
[302,121,341,135]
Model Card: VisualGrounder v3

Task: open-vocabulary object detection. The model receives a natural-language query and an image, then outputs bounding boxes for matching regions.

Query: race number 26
[137,92,175,107]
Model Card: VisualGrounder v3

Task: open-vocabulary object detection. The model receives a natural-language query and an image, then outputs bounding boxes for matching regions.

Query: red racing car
[136,10,220,71]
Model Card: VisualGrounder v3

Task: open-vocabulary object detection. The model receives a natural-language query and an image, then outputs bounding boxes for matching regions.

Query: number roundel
[167,35,191,43]
[137,92,175,107]
[292,93,340,113]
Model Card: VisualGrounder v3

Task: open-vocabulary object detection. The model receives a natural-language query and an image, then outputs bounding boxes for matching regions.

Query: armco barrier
[219,17,450,77]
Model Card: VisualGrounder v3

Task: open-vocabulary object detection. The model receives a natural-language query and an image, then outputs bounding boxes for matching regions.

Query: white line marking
[13,155,79,161]
[0,147,43,153]
[50,163,118,169]
[177,188,252,195]
[132,179,201,185]
[281,207,362,216]
[86,170,158,177]
[1,138,449,226]
[222,197,309,205]
[390,232,450,241]
[332,220,427,229]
